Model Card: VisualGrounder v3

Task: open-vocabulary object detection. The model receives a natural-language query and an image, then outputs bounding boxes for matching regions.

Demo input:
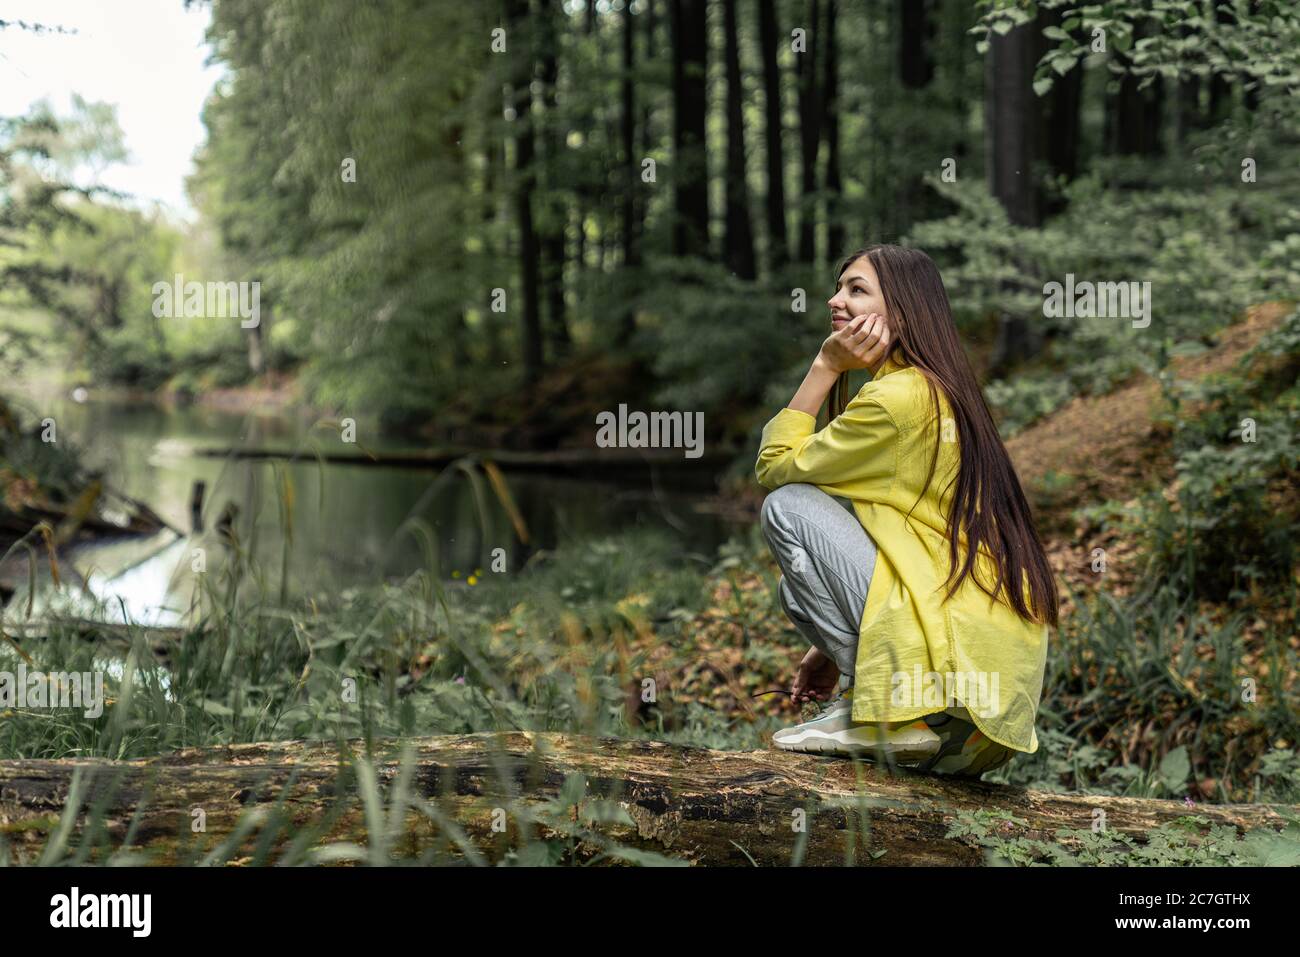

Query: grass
[2,513,1297,864]
[1,409,1297,863]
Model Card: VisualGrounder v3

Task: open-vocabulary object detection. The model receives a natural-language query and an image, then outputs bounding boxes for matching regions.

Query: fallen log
[0,732,1293,866]
[0,489,171,545]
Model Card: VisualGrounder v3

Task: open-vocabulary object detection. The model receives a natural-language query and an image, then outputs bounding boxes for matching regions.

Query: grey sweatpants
[759,483,877,680]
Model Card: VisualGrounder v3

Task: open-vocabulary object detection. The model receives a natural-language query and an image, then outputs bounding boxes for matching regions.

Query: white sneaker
[773,694,941,762]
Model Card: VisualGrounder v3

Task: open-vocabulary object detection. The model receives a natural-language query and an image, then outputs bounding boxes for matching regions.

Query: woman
[755,244,1056,778]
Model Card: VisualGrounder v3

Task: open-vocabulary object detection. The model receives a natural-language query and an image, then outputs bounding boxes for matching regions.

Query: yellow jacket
[755,352,1049,753]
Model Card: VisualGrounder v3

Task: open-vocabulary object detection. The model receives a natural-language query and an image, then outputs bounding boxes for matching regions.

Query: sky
[0,0,224,220]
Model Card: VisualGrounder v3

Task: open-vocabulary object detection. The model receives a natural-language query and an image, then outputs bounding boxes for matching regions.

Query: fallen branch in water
[192,445,732,480]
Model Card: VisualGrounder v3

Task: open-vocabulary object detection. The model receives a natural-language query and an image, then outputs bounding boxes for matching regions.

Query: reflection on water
[4,393,739,625]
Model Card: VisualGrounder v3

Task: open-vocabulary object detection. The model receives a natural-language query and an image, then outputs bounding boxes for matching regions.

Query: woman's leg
[759,483,877,680]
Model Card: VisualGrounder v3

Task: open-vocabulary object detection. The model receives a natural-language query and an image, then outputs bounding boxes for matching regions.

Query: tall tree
[822,0,843,259]
[985,19,1040,228]
[898,0,935,89]
[796,0,822,263]
[1106,17,1165,157]
[671,0,710,259]
[506,0,544,385]
[619,0,641,341]
[483,81,508,368]
[757,0,788,272]
[1108,74,1165,156]
[722,0,756,279]
[538,0,570,360]
[985,15,1042,372]
[639,0,656,244]
[1040,7,1082,211]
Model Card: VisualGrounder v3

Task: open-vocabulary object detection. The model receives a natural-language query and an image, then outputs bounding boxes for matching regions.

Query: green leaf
[1239,827,1300,867]
[1052,54,1078,76]
[1158,746,1191,791]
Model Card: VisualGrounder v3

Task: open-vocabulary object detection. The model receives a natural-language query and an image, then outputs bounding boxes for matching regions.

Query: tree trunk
[822,0,843,259]
[1106,21,1164,157]
[447,115,471,369]
[1,733,1291,866]
[635,0,657,269]
[506,0,544,386]
[538,0,571,361]
[722,0,757,279]
[1109,72,1165,156]
[1205,0,1235,126]
[985,19,1040,228]
[897,0,934,89]
[483,89,508,368]
[640,0,657,192]
[796,0,821,263]
[619,0,641,342]
[757,0,788,272]
[1039,9,1081,196]
[671,0,710,259]
[985,15,1043,372]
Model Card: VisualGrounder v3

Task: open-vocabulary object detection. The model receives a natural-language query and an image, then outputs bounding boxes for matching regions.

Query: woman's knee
[759,483,817,538]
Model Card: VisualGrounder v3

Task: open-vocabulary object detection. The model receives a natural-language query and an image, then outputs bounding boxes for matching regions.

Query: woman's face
[827,255,888,334]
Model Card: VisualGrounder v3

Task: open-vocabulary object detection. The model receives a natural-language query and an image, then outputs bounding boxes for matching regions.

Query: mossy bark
[0,733,1291,865]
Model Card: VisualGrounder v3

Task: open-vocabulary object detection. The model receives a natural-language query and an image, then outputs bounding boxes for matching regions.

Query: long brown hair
[830,244,1058,628]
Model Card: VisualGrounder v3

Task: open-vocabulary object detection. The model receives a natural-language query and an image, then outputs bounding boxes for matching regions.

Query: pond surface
[5,391,744,626]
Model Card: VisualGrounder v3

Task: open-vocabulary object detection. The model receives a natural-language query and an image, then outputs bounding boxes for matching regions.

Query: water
[4,392,742,625]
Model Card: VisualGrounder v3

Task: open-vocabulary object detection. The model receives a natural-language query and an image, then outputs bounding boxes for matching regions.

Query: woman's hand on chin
[818,313,892,375]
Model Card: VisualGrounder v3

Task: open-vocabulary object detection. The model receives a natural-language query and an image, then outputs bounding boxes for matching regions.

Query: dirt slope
[1008,302,1289,505]
[1005,301,1291,599]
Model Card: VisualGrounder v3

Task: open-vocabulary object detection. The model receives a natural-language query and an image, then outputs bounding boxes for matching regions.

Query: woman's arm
[786,313,892,417]
[755,315,898,493]
[785,356,841,418]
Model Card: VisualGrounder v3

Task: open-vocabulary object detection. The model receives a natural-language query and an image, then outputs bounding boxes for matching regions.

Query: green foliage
[991,577,1299,800]
[191,0,498,418]
[0,404,96,507]
[642,258,812,417]
[976,0,1300,125]
[1,103,186,386]
[949,806,1300,866]
[1074,307,1300,602]
[910,148,1300,434]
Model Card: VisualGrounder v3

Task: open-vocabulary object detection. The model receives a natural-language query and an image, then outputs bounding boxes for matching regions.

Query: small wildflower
[468,575,478,585]
[451,570,460,579]
[1183,796,1196,807]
